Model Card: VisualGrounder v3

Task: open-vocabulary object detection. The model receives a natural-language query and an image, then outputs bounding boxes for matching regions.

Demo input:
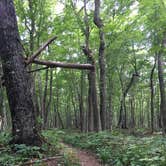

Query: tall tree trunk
[0,0,41,146]
[158,53,166,134]
[118,73,139,128]
[150,57,156,132]
[45,69,53,127]
[79,71,84,132]
[83,0,101,132]
[94,0,106,130]
[42,69,48,128]
[107,76,113,130]
[129,96,135,131]
[55,81,64,129]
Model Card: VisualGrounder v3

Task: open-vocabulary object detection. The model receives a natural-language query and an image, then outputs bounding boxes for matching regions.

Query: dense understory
[0,129,165,166]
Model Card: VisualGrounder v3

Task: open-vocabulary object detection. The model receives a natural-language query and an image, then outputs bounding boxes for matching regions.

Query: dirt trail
[75,148,102,166]
[44,143,102,166]
[62,143,102,166]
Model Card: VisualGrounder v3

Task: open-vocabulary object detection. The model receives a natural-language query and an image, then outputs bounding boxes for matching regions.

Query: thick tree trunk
[0,0,41,146]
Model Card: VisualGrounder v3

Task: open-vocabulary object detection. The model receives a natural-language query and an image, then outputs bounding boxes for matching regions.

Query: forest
[0,0,166,165]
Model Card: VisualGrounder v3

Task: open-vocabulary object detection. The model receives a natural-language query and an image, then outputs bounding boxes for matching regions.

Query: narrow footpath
[59,143,102,166]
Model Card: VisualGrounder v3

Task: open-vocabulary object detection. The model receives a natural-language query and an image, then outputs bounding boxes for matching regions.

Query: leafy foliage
[63,130,166,166]
[0,130,79,166]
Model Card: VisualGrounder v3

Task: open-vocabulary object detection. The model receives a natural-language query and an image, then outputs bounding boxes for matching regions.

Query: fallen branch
[19,156,63,166]
[32,59,94,70]
[26,36,57,65]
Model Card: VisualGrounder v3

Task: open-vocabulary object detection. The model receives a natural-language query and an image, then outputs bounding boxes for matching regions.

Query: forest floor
[61,143,102,166]
[0,129,165,165]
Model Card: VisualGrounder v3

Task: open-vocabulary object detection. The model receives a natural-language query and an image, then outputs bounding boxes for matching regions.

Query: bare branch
[20,156,63,166]
[28,66,49,73]
[32,59,94,70]
[26,36,57,65]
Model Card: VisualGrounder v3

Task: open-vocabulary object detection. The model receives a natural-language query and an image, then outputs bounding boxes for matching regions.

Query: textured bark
[28,0,35,55]
[83,0,101,132]
[94,0,106,130]
[0,0,41,145]
[158,53,166,134]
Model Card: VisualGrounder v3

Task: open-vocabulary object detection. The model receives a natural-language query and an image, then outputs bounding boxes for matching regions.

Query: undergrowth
[0,129,79,166]
[62,130,166,166]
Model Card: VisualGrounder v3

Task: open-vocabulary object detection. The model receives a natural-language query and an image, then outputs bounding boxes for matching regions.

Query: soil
[75,148,102,166]
[52,143,102,166]
[31,143,102,166]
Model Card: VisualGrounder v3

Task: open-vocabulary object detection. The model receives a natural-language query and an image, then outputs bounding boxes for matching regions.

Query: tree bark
[150,57,156,132]
[45,69,53,127]
[0,0,41,146]
[79,71,84,132]
[32,59,94,70]
[42,69,48,129]
[83,0,101,132]
[158,53,166,134]
[118,73,139,128]
[94,0,106,130]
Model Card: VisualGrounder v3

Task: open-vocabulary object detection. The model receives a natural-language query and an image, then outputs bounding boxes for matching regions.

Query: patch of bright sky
[54,1,64,15]
[54,0,93,15]
[129,1,139,18]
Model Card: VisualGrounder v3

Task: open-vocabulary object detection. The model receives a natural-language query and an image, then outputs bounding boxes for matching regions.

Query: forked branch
[26,36,57,65]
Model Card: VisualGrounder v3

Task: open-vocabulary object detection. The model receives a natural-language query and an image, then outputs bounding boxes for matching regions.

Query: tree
[0,0,42,146]
[94,0,106,130]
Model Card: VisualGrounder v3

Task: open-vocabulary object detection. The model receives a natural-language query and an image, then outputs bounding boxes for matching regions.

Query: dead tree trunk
[0,0,41,146]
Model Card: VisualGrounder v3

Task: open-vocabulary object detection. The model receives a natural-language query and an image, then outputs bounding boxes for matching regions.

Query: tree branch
[20,156,63,166]
[94,0,103,28]
[28,66,49,73]
[26,36,57,65]
[32,59,94,70]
